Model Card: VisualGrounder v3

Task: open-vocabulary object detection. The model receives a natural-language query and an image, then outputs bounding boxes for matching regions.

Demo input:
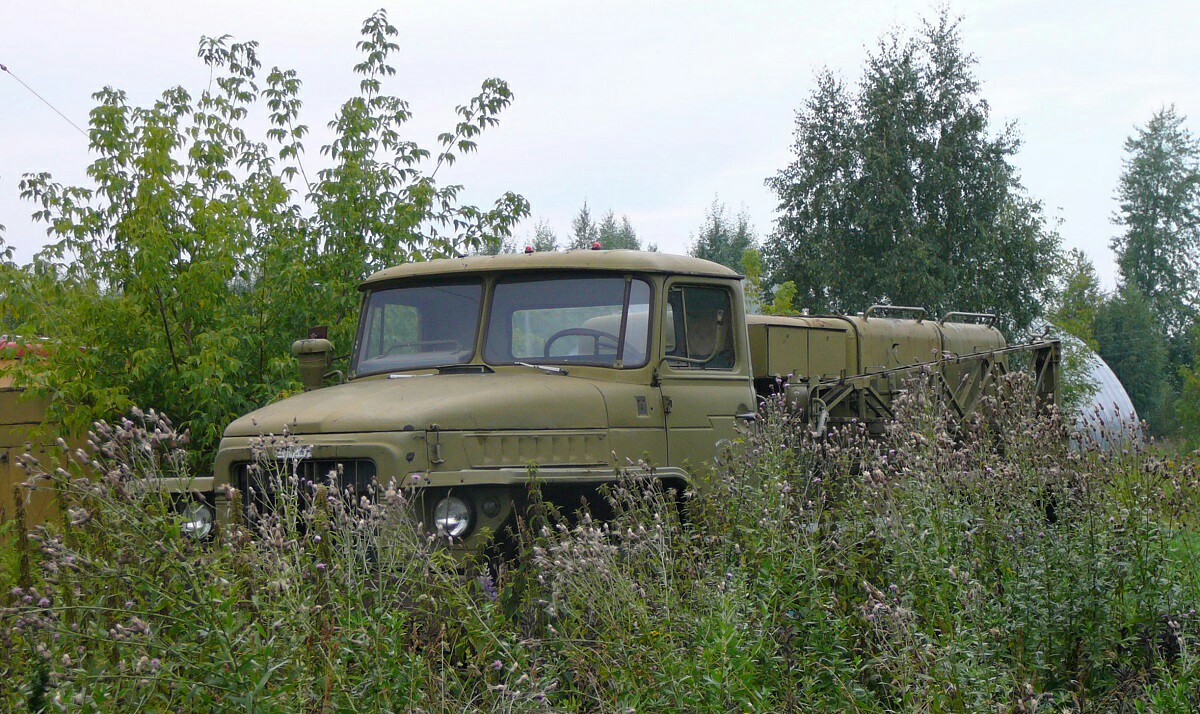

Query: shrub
[0,9,529,467]
[2,376,1198,712]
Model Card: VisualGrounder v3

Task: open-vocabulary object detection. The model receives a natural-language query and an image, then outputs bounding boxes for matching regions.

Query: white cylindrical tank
[1057,331,1141,450]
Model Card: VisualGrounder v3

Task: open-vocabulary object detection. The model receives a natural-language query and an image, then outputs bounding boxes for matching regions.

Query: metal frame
[939,311,998,326]
[799,339,1060,433]
[863,305,927,321]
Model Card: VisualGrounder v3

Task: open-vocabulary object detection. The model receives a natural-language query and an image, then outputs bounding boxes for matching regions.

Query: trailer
[747,307,1059,434]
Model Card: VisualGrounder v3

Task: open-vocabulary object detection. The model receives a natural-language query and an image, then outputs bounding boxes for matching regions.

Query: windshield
[484,275,651,367]
[354,281,483,376]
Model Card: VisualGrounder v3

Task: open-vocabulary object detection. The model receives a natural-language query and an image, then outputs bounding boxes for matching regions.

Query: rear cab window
[664,285,736,370]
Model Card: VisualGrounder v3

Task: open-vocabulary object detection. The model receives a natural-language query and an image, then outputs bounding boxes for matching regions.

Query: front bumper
[209,429,689,552]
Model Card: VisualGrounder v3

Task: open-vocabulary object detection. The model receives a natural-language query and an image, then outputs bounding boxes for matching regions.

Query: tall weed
[2,377,1197,712]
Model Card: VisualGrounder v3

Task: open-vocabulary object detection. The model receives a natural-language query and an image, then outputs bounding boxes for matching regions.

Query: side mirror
[292,338,333,391]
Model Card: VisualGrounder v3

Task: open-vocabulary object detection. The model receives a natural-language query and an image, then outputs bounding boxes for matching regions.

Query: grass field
[2,381,1198,712]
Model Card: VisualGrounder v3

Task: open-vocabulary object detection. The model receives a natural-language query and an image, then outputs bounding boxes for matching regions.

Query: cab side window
[665,285,735,369]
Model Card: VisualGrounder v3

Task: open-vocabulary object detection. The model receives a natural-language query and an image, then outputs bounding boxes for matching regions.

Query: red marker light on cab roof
[591,241,601,250]
[524,245,534,254]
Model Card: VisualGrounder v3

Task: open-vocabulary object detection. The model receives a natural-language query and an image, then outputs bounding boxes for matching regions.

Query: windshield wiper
[515,362,570,376]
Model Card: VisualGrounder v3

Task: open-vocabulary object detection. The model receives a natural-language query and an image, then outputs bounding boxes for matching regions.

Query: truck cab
[209,250,756,549]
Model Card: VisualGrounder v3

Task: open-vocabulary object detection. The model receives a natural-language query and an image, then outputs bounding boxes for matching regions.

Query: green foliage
[477,220,558,256]
[0,11,528,462]
[477,237,518,256]
[528,220,560,252]
[597,211,640,250]
[1110,107,1200,436]
[566,201,651,251]
[1178,329,1200,448]
[742,247,796,315]
[687,197,756,271]
[0,229,19,333]
[1112,106,1200,352]
[1096,284,1172,433]
[3,412,547,712]
[0,519,21,597]
[1048,249,1104,347]
[1046,249,1104,414]
[4,380,1198,711]
[498,219,564,254]
[765,11,1059,333]
[567,200,599,250]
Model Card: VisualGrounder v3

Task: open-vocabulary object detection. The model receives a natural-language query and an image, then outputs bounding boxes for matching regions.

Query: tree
[1045,249,1105,412]
[477,238,517,255]
[1047,248,1104,347]
[0,11,528,460]
[742,247,796,316]
[481,218,559,254]
[765,11,1059,333]
[595,210,640,250]
[568,201,599,250]
[567,202,650,250]
[1112,106,1200,366]
[1094,285,1171,433]
[0,229,15,333]
[1178,329,1200,448]
[688,198,757,271]
[529,220,559,252]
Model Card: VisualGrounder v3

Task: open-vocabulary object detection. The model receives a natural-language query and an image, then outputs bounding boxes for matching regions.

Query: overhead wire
[1,61,90,141]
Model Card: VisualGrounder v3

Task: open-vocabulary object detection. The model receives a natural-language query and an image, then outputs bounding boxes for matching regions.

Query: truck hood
[223,372,609,437]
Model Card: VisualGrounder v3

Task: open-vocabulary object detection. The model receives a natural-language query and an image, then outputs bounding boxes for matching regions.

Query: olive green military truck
[182,250,1058,547]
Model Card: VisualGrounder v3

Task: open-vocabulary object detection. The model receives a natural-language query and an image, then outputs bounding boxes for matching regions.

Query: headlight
[179,499,215,540]
[433,495,473,538]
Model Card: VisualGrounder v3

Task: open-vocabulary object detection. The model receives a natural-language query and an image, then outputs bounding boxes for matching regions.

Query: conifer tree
[1095,285,1171,433]
[568,202,645,250]
[689,197,756,271]
[1112,106,1200,363]
[568,201,599,250]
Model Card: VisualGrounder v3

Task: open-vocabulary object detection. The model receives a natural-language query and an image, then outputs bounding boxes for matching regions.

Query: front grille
[231,458,377,526]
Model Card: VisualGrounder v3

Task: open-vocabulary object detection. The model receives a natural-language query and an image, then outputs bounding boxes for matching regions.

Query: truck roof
[363,249,740,287]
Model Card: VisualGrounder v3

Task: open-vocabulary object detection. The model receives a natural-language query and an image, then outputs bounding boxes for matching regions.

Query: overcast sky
[3,1,1198,288]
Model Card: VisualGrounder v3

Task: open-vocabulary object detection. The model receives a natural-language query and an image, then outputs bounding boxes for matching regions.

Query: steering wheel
[542,327,643,363]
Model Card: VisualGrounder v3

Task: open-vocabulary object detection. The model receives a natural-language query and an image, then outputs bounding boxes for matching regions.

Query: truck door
[657,281,757,472]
